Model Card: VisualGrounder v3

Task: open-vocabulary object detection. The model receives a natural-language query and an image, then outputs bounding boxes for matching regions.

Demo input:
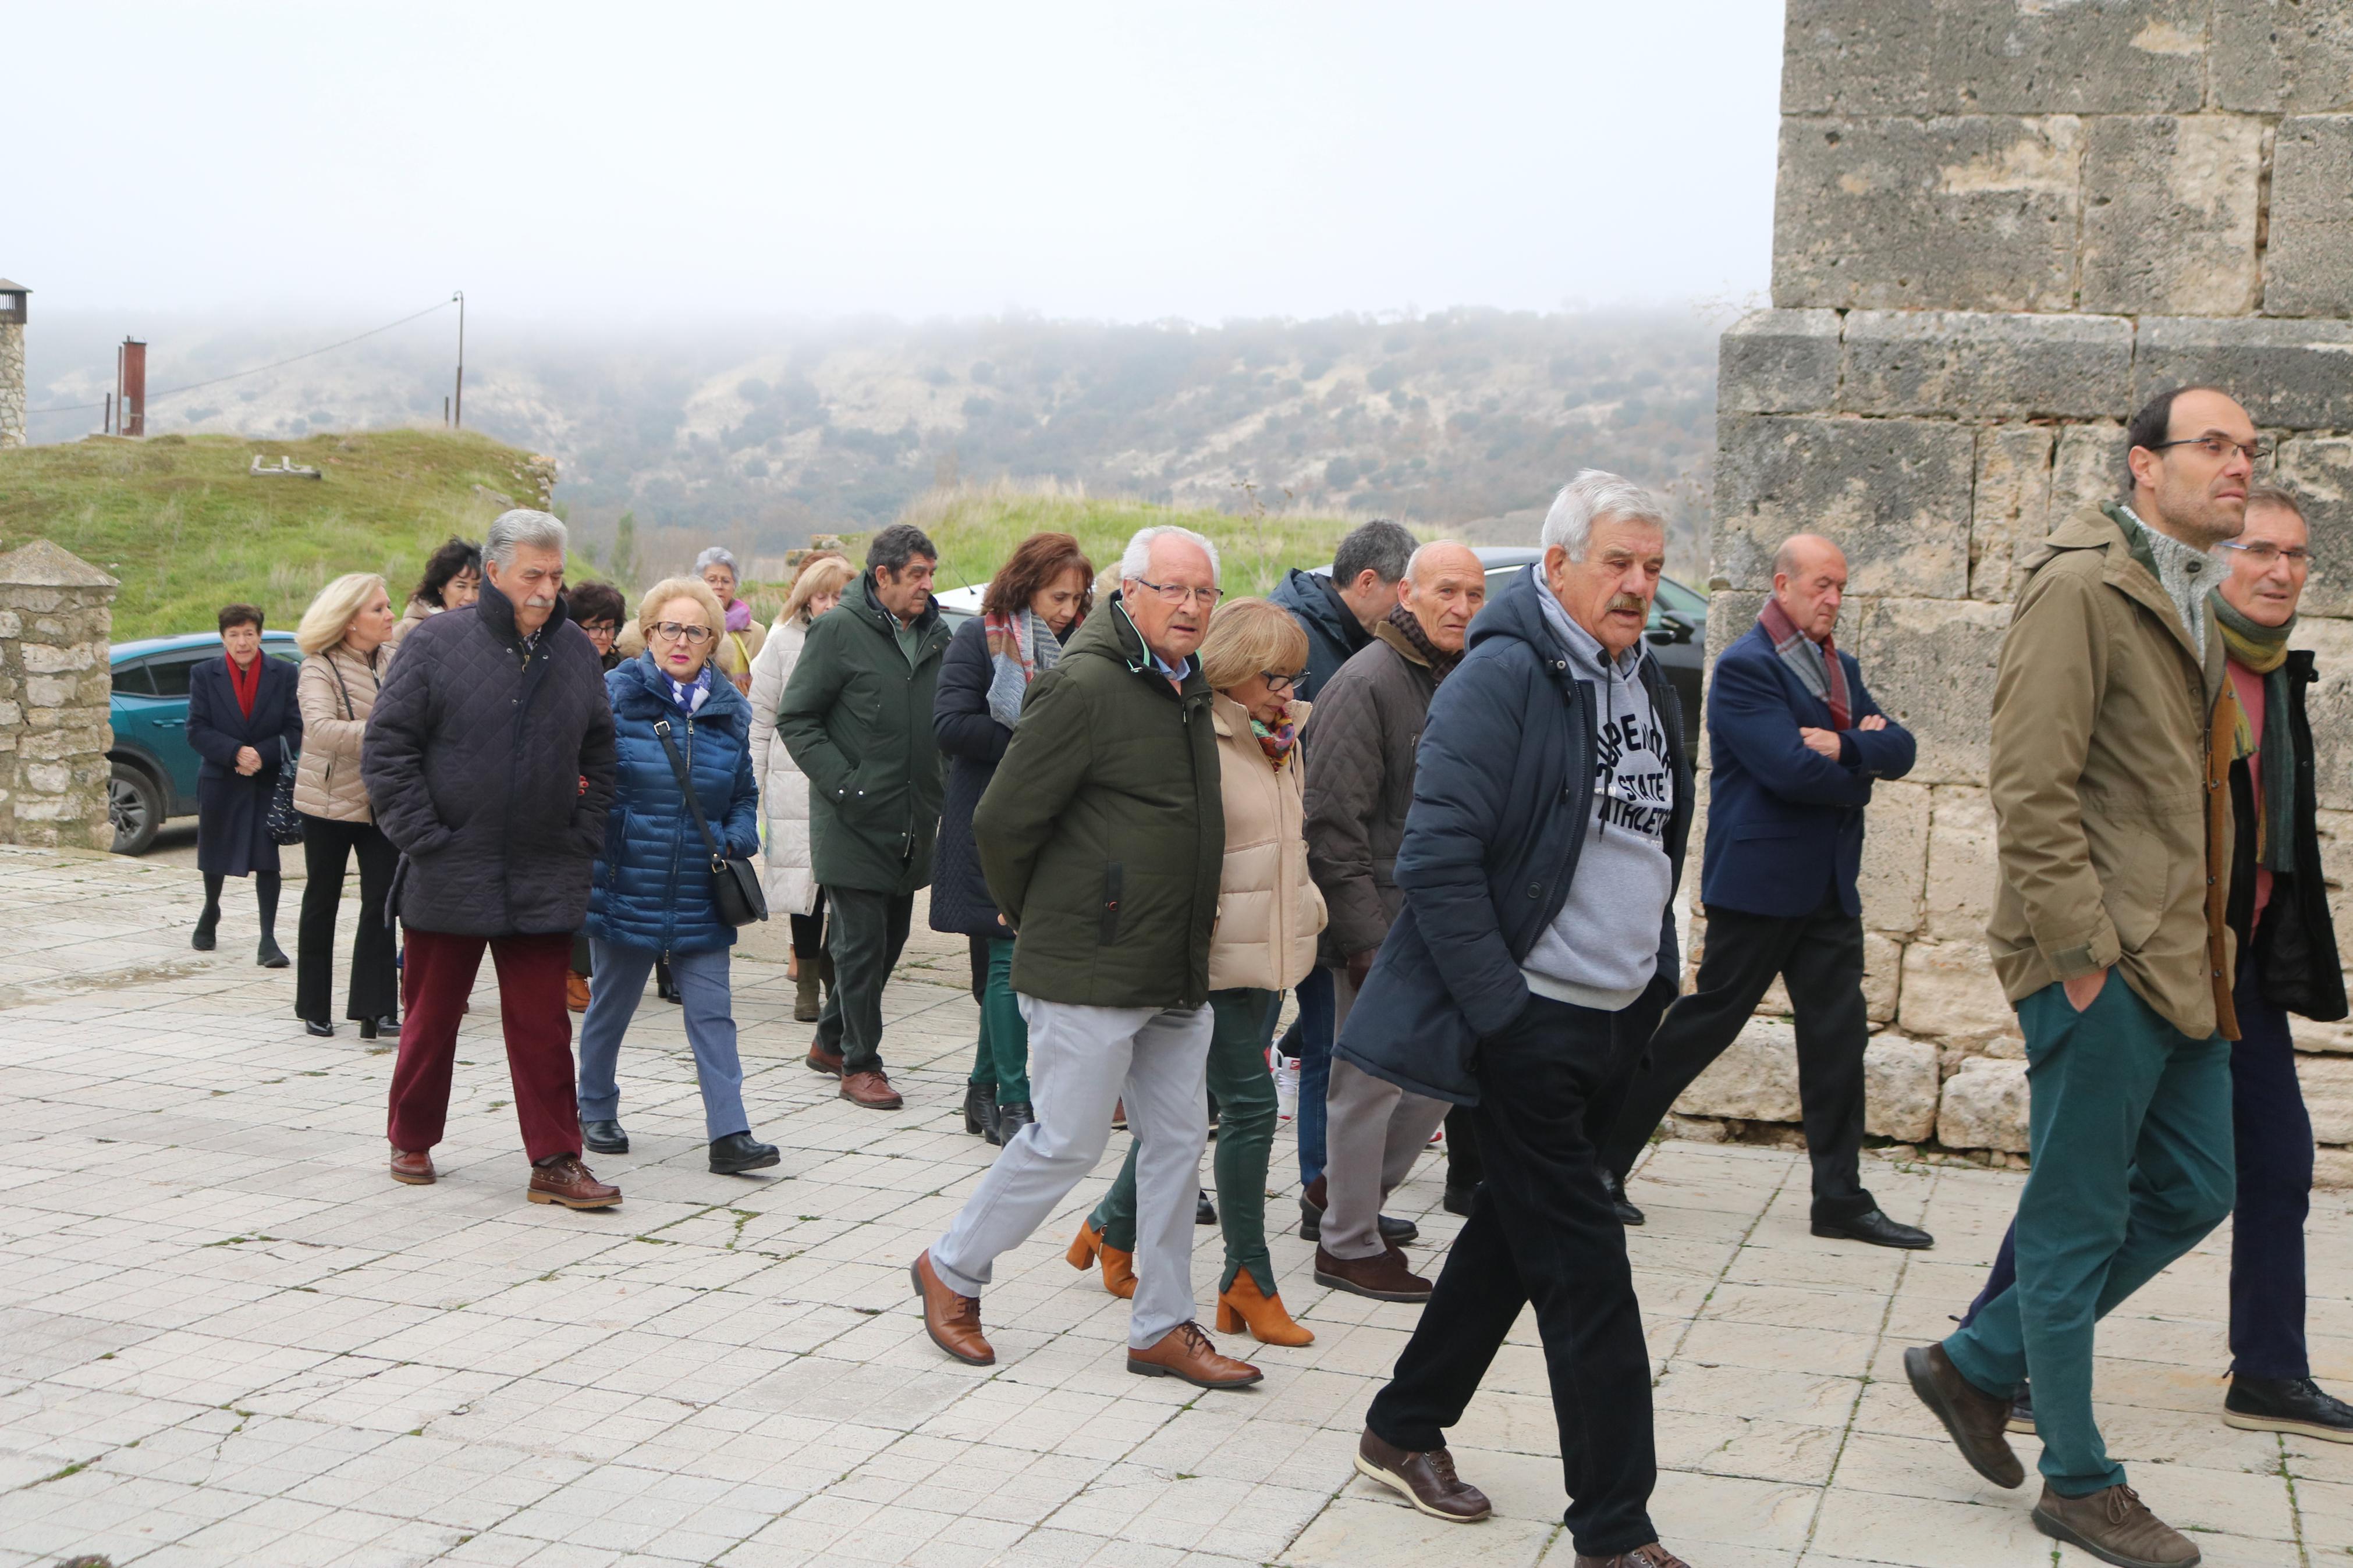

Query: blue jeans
[1277,965,1335,1185]
[576,941,750,1141]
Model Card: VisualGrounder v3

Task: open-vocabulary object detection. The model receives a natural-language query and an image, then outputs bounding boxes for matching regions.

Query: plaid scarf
[1385,602,1463,683]
[983,608,1063,728]
[1757,596,1849,729]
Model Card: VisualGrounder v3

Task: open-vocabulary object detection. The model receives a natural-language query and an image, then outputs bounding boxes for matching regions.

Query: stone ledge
[1840,310,2133,419]
[1719,309,1843,414]
[2135,316,2353,430]
[1781,0,2212,117]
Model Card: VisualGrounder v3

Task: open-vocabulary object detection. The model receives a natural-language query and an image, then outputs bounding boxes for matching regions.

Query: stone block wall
[1680,2,2353,1178]
[0,323,24,449]
[0,542,119,851]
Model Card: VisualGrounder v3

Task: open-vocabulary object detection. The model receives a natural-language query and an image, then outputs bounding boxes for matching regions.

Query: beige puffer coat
[1207,692,1326,992]
[293,642,388,823]
[746,616,819,916]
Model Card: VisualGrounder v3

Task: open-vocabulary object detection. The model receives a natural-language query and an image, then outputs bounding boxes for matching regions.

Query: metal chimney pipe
[119,338,147,438]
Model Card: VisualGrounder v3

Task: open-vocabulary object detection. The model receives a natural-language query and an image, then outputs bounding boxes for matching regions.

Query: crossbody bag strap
[328,653,357,720]
[651,716,727,867]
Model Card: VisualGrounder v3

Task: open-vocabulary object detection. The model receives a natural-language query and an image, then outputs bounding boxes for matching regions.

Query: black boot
[709,1130,780,1174]
[991,1100,1033,1144]
[192,909,219,951]
[2224,1375,2353,1442]
[1197,1189,1219,1226]
[257,936,290,969]
[1600,1167,1645,1226]
[964,1080,999,1140]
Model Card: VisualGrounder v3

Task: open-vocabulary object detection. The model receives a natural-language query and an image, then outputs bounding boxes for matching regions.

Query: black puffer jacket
[363,580,617,937]
[1269,568,1373,703]
[930,616,1015,939]
[2226,648,2347,1022]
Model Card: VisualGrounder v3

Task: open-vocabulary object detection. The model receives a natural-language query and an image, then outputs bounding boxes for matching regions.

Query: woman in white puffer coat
[746,553,857,1022]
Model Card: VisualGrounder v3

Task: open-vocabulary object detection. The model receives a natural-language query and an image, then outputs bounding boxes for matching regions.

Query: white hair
[694,546,739,577]
[485,509,569,568]
[1119,524,1220,584]
[1539,470,1667,561]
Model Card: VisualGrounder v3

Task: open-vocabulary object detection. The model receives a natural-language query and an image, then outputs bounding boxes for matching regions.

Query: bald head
[1400,539,1488,654]
[1772,534,1848,642]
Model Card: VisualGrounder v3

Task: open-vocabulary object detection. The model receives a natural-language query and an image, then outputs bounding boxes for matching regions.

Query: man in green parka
[912,525,1264,1392]
[778,522,950,1110]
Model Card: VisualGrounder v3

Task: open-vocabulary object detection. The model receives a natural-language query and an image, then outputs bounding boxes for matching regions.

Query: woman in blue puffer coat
[576,575,779,1176]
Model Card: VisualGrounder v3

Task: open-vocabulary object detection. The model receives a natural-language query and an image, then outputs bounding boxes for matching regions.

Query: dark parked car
[107,631,302,854]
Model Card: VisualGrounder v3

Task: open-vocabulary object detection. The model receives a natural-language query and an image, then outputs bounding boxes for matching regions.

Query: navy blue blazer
[1700,620,1914,919]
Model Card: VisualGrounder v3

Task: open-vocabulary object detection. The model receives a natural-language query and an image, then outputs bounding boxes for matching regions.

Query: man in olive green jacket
[1907,386,2257,1568]
[914,525,1263,1393]
[778,523,950,1110]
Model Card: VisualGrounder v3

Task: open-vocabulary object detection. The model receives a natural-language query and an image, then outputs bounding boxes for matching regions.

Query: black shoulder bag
[652,716,768,927]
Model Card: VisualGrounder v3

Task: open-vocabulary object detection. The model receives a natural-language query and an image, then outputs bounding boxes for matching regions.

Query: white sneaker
[1274,1054,1300,1121]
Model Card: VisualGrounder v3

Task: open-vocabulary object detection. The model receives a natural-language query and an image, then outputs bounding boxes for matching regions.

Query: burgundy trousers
[388,927,580,1164]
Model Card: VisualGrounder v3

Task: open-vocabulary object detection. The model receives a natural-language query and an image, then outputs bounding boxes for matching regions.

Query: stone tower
[0,279,26,450]
[1694,2,2353,1172]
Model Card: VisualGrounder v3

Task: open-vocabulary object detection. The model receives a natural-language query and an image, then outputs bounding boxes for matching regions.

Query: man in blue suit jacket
[1596,534,1934,1250]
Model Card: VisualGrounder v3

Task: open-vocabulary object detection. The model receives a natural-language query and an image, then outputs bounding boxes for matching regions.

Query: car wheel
[108,761,163,856]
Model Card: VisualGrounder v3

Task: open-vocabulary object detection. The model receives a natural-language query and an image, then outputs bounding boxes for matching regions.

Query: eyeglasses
[580,621,617,637]
[650,622,715,644]
[2147,435,2274,466]
[1260,671,1299,694]
[1132,578,1223,609]
[2218,541,2313,569]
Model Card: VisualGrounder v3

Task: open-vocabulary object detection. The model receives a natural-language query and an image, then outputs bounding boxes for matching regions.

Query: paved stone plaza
[1,845,2347,1567]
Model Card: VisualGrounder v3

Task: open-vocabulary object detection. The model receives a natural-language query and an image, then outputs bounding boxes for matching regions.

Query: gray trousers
[931,996,1213,1348]
[1323,965,1450,1261]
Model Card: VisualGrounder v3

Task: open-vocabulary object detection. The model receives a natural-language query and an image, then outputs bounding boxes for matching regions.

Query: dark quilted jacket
[1300,623,1438,966]
[587,655,761,955]
[362,580,617,937]
[930,615,1015,939]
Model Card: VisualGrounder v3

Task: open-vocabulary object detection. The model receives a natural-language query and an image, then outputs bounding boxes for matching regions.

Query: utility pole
[452,290,465,430]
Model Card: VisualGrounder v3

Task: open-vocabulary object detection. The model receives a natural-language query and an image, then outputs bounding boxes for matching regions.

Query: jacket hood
[1275,568,1361,648]
[609,650,751,735]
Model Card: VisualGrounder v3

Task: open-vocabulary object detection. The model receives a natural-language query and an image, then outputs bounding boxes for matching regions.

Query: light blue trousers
[576,941,749,1141]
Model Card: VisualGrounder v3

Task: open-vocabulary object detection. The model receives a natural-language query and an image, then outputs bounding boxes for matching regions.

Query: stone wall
[0,542,119,851]
[0,323,24,449]
[1684,2,2353,1181]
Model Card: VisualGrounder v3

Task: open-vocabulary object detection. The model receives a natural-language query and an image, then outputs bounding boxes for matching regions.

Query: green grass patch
[0,429,565,641]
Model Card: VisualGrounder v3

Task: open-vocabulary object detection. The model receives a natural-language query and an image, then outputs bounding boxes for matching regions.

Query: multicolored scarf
[1758,596,1850,730]
[1252,703,1298,770]
[1385,602,1463,684]
[984,608,1064,728]
[2212,590,2297,874]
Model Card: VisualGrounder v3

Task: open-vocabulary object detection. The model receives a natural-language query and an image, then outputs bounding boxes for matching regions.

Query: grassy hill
[0,429,560,640]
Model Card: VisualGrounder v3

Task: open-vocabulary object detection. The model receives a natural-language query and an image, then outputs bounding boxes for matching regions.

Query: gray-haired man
[913,525,1262,1391]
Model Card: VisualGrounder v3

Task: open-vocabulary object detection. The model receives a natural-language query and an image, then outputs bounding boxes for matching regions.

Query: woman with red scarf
[184,603,303,963]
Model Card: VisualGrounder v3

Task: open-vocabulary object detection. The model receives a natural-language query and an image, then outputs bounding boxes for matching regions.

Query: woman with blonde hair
[1071,596,1328,1347]
[292,572,402,1037]
[747,551,856,1021]
[576,574,777,1174]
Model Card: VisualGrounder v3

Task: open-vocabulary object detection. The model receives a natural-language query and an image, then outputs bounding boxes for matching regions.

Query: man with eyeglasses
[1904,385,2258,1566]
[915,525,1268,1389]
[778,522,950,1110]
[1297,541,1486,1302]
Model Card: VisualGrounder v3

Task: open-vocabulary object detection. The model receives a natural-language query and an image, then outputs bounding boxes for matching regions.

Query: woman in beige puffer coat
[291,573,400,1039]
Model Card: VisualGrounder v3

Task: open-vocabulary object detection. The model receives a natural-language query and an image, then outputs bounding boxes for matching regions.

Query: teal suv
[107,632,302,854]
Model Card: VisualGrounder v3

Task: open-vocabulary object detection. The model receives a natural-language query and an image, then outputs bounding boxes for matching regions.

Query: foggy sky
[9,1,1781,326]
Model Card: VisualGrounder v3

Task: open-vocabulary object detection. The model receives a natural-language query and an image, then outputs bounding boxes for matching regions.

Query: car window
[146,653,211,698]
[111,660,158,698]
[266,643,301,664]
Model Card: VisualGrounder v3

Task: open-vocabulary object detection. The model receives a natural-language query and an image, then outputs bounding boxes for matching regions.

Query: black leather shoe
[581,1119,629,1155]
[1442,1183,1479,1218]
[2225,1375,2353,1443]
[301,1018,334,1038]
[357,1014,399,1041]
[992,1100,1033,1143]
[191,915,218,951]
[1298,1179,1419,1245]
[257,937,290,969]
[964,1079,998,1140]
[709,1131,780,1175]
[1600,1168,1645,1226]
[1197,1189,1219,1226]
[1813,1207,1935,1250]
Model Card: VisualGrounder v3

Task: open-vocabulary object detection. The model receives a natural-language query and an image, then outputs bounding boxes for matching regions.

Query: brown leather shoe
[805,1040,844,1076]
[839,1069,903,1110]
[1354,1428,1490,1522]
[389,1147,436,1185]
[1903,1343,2024,1489]
[526,1155,622,1210]
[2032,1482,2201,1567]
[1314,1244,1432,1302]
[1573,1545,1692,1568]
[911,1250,993,1366]
[565,972,591,1013]
[1127,1321,1262,1388]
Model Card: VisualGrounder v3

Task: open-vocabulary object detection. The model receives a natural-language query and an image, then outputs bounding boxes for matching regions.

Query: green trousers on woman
[966,937,1030,1104]
[1092,986,1279,1294]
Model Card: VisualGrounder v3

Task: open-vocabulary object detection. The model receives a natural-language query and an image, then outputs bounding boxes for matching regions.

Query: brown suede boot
[1314,1244,1432,1302]
[2032,1483,2202,1567]
[1903,1343,2024,1489]
[1066,1222,1136,1299]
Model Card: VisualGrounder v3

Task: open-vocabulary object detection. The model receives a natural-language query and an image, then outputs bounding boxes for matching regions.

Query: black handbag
[651,716,768,927]
[265,734,304,845]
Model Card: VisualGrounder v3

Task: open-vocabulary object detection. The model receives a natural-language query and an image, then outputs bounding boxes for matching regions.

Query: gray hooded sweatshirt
[1520,590,1676,1011]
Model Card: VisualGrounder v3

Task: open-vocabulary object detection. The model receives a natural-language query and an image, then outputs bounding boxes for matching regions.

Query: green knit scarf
[2210,590,2297,874]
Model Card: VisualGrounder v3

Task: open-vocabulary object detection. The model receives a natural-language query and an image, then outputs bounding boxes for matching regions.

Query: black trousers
[790,888,829,959]
[1597,893,1875,1224]
[814,886,914,1075]
[294,815,399,1024]
[1367,990,1661,1557]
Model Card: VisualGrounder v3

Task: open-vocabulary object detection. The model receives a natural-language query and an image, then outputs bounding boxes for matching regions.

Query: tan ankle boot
[1216,1265,1312,1346]
[1065,1221,1136,1298]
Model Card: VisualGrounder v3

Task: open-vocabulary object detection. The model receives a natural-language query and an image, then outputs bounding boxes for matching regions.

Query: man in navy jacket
[1596,534,1931,1250]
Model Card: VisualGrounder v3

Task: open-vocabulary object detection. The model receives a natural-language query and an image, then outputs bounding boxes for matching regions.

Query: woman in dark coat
[184,602,303,964]
[931,532,1092,1145]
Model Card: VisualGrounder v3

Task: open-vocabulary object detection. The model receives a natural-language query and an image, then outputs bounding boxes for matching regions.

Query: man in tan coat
[1905,386,2255,1568]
